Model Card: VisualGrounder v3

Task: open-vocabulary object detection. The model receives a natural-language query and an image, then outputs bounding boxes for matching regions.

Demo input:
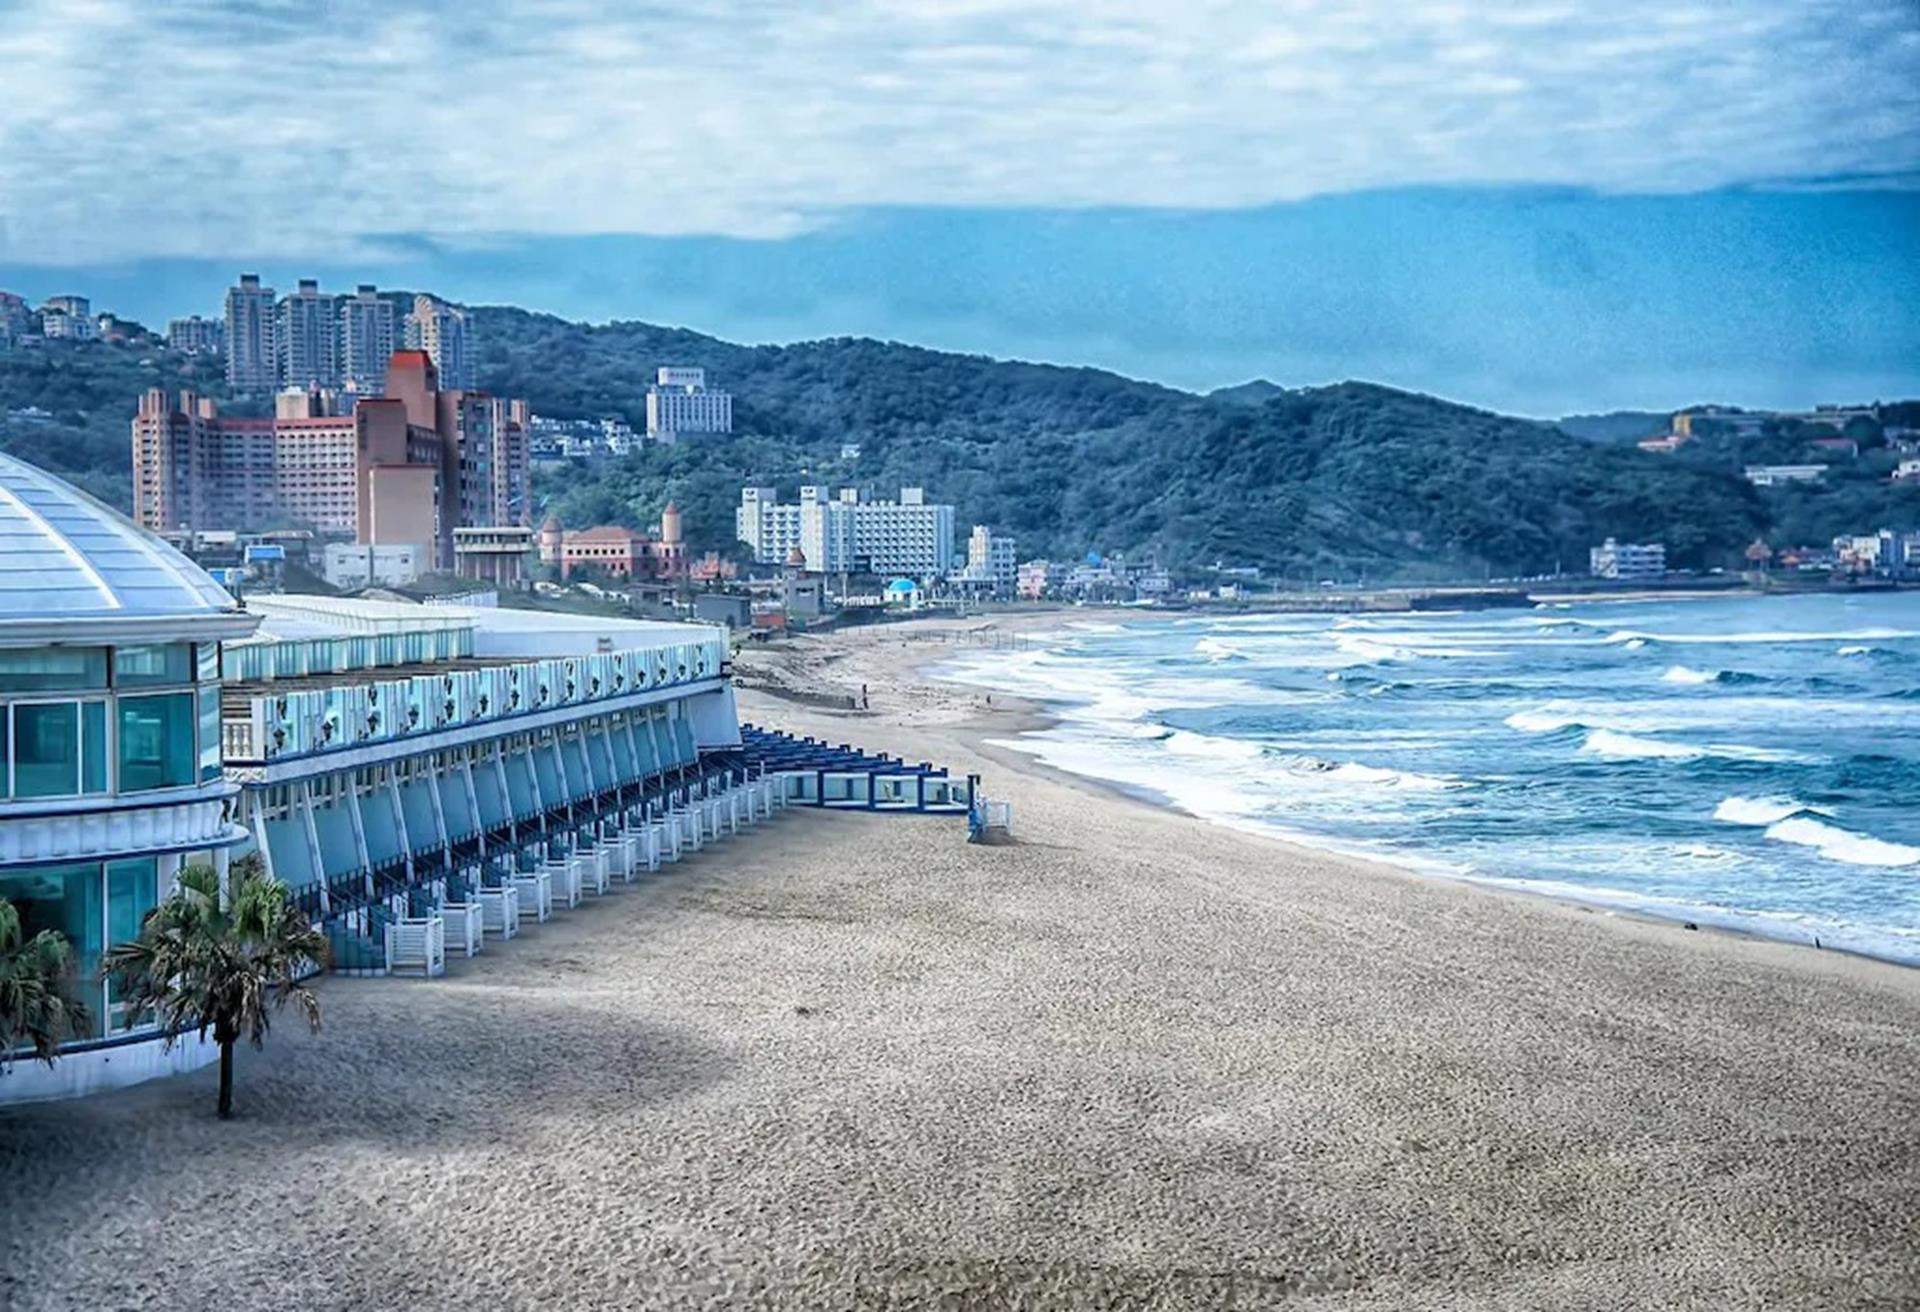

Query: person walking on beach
[861,683,869,710]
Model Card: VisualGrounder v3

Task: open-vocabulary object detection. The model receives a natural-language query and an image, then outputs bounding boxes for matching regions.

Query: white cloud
[0,0,1913,263]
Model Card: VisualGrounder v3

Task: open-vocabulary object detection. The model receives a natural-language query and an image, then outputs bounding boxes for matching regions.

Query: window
[0,647,107,693]
[198,687,222,782]
[114,644,193,688]
[0,861,104,1040]
[13,702,80,798]
[105,857,158,1032]
[117,693,196,791]
[81,701,107,794]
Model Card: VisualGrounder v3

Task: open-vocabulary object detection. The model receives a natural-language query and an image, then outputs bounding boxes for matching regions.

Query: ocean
[939,592,1920,964]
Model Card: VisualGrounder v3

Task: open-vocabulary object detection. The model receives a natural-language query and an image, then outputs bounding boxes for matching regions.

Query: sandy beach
[3,611,1918,1310]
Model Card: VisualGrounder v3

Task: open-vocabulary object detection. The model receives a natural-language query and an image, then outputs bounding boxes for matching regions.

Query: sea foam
[1762,816,1920,868]
[1713,795,1825,826]
[1580,730,1809,764]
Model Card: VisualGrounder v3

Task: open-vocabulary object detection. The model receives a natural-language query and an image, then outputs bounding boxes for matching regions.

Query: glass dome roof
[0,450,250,636]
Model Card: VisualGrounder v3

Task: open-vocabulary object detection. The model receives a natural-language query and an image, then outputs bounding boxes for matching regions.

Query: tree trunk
[217,1038,234,1119]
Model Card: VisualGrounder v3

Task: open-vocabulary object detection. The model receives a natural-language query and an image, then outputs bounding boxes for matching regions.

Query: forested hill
[2,303,1906,579]
[476,307,1768,577]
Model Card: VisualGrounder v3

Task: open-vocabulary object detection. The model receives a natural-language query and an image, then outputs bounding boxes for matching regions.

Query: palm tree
[0,898,91,1067]
[102,857,329,1119]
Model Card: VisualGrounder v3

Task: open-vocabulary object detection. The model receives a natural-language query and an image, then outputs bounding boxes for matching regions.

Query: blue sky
[1,1,1915,415]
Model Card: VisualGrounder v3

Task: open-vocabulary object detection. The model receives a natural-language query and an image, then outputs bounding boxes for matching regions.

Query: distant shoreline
[758,605,1917,971]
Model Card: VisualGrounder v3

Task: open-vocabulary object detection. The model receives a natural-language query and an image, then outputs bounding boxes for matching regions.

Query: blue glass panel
[117,693,195,791]
[13,701,79,797]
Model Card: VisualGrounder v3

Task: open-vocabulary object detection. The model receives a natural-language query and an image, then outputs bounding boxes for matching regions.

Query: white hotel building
[646,367,732,441]
[738,486,956,580]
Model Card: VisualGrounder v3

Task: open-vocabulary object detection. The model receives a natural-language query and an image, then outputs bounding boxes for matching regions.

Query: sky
[0,0,1916,415]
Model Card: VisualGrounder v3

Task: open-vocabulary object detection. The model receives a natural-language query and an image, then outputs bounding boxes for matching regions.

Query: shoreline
[743,609,1918,986]
[932,666,1915,974]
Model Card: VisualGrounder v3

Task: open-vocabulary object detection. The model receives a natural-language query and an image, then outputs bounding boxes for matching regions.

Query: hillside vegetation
[478,308,1769,576]
[1,306,1909,579]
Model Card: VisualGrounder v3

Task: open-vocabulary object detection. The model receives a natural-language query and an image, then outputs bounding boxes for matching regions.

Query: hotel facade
[645,367,732,441]
[737,486,956,579]
[132,350,531,570]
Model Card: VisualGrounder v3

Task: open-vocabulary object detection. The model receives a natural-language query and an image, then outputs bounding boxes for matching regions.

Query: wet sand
[2,611,1916,1310]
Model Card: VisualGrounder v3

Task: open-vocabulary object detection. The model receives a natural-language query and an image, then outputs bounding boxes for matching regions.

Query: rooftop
[0,451,257,641]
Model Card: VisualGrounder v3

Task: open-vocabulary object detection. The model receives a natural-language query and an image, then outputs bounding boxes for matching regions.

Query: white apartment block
[956,525,1017,592]
[1744,464,1827,487]
[1589,538,1666,581]
[646,366,732,439]
[41,295,96,339]
[737,486,956,579]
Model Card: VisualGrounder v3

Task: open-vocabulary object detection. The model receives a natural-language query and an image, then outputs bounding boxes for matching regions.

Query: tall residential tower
[223,274,278,392]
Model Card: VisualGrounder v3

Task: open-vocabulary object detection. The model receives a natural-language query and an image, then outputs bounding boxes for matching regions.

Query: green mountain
[476,308,1767,576]
[3,308,1910,580]
[1556,411,1670,444]
[1207,379,1289,408]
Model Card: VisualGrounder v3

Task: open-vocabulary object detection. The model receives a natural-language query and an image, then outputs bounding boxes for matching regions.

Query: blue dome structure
[0,450,251,640]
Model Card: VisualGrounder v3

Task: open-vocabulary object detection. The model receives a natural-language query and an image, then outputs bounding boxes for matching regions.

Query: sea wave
[1504,707,1581,733]
[1284,757,1464,791]
[1677,843,1742,861]
[1762,816,1920,868]
[1661,665,1716,685]
[1160,729,1265,761]
[1713,795,1831,826]
[1573,620,1919,647]
[1193,636,1247,662]
[1579,729,1811,764]
[1580,728,1700,760]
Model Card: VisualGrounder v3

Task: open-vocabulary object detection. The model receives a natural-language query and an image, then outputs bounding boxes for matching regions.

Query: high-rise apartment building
[132,349,530,570]
[646,366,732,440]
[404,294,475,390]
[961,525,1018,593]
[276,279,339,390]
[338,284,395,393]
[737,486,955,579]
[224,273,279,392]
[166,315,225,355]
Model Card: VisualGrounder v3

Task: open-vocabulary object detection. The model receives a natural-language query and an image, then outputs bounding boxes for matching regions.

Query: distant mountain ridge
[469,307,1775,576]
[0,304,1909,579]
[1207,379,1289,407]
[1556,410,1670,444]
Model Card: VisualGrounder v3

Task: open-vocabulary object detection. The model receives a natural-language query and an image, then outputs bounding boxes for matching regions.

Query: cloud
[0,0,1914,264]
